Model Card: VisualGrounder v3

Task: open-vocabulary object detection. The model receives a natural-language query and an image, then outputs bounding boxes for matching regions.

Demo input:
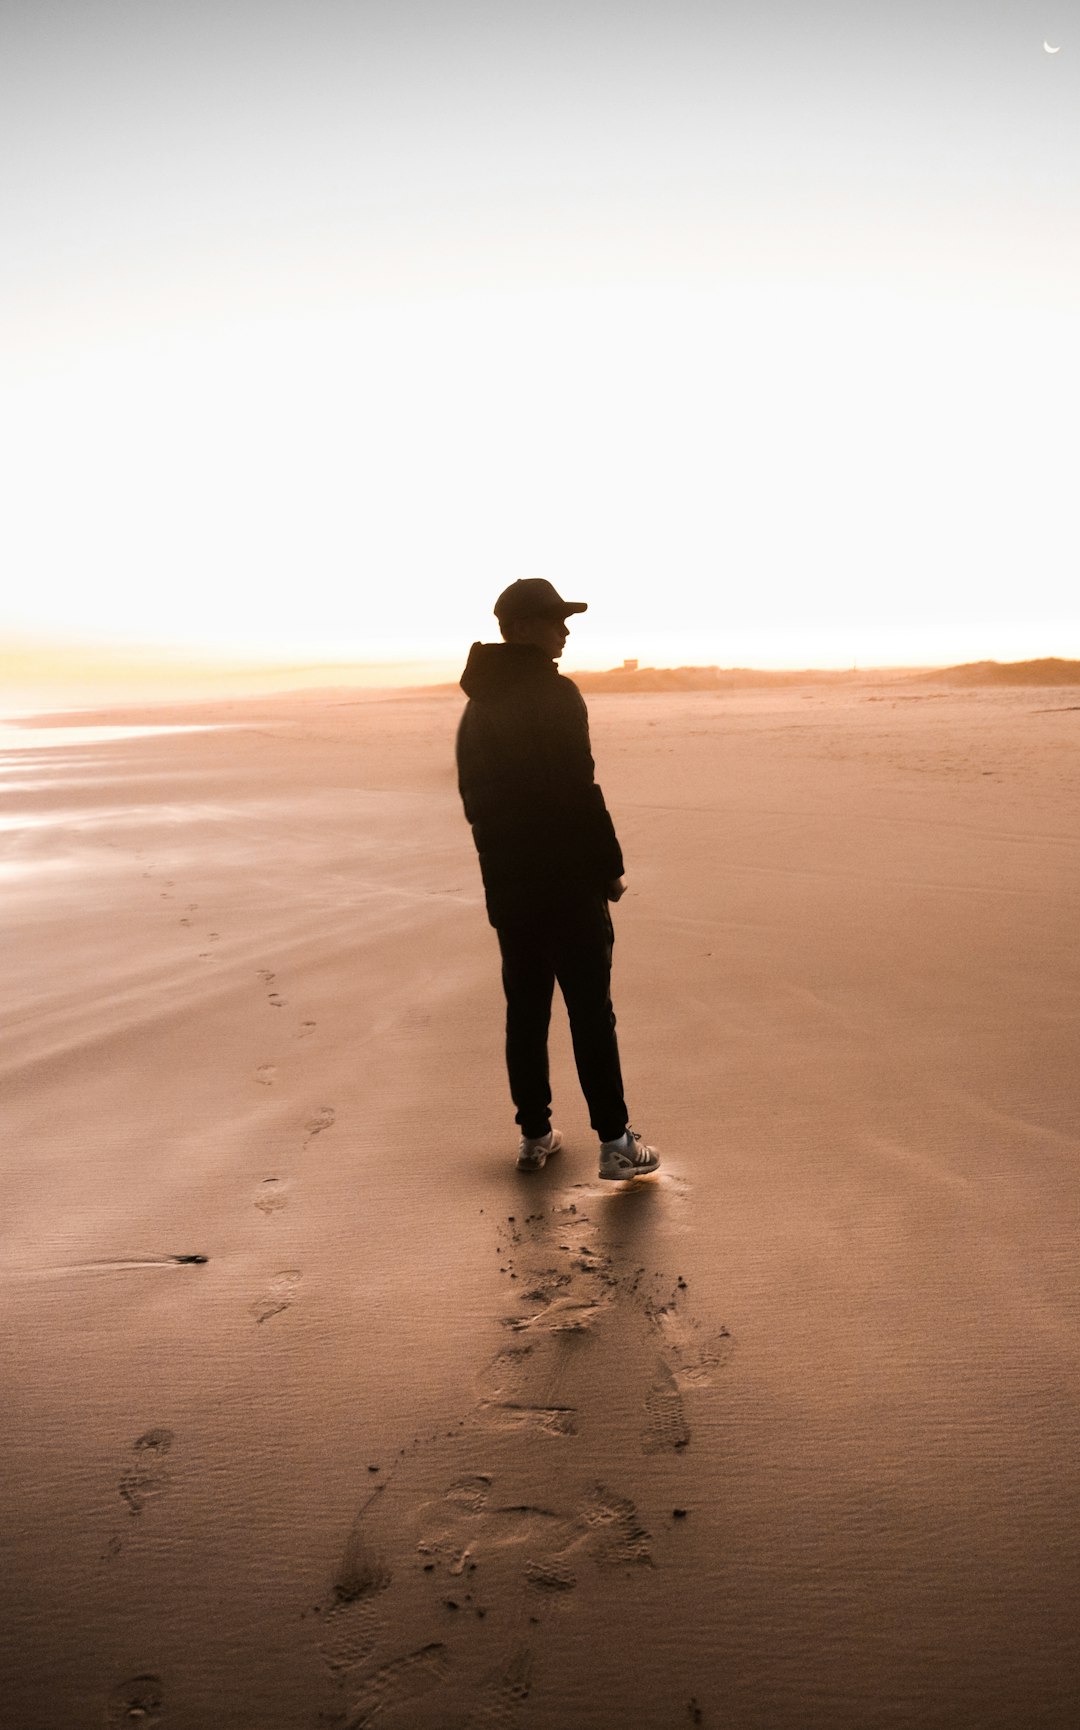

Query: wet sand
[3,683,1079,1729]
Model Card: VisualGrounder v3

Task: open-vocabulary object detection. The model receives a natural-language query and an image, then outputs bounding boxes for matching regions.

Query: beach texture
[3,682,1079,1729]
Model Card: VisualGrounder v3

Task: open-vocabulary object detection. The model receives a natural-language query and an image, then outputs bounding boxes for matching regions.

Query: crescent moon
[1044,41,1061,52]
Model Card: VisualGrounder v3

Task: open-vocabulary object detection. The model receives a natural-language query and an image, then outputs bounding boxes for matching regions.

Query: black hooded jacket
[456,642,624,926]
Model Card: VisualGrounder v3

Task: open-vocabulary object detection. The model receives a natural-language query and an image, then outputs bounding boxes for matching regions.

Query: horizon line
[8,645,1077,680]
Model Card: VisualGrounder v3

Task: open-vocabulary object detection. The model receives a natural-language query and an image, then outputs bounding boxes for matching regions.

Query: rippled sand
[3,683,1079,1729]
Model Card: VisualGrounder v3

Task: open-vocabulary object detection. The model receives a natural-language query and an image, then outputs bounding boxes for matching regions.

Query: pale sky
[2,0,1077,674]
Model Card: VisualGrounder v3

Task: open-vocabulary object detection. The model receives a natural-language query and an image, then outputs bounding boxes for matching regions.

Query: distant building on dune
[622,659,638,672]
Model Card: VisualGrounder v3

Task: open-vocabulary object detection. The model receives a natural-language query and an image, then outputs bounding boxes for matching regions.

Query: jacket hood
[460,641,559,702]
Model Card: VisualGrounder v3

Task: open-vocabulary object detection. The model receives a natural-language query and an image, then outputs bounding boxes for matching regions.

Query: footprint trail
[307,1169,732,1727]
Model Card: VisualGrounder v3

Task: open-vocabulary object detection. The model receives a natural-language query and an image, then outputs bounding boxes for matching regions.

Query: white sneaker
[516,1127,562,1172]
[598,1127,661,1181]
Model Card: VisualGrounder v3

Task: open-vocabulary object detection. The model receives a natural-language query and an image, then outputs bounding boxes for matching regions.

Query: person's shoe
[516,1127,562,1172]
[598,1127,661,1181]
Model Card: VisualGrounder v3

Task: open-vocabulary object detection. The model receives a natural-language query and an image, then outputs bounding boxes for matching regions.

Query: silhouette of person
[456,579,660,1180]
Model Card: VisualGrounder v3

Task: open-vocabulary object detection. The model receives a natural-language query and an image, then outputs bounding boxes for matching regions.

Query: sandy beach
[3,680,1079,1730]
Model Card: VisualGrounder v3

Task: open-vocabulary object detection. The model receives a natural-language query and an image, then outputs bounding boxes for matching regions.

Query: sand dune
[2,683,1079,1728]
[917,656,1080,686]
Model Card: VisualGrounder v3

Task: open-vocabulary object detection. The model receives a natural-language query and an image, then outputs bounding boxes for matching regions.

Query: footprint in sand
[417,1481,576,1605]
[642,1363,691,1454]
[106,1673,164,1728]
[255,1064,277,1087]
[257,968,276,984]
[482,1402,577,1439]
[344,1643,450,1729]
[357,1641,533,1730]
[495,1206,615,1334]
[296,1020,317,1039]
[474,1204,626,1434]
[416,1474,651,1595]
[254,1178,288,1214]
[645,1300,734,1389]
[486,1646,535,1718]
[318,1595,382,1678]
[118,1428,175,1515]
[316,1504,393,1676]
[474,1342,578,1437]
[523,1554,577,1593]
[503,1282,608,1336]
[579,1484,653,1568]
[179,916,192,927]
[267,992,287,1009]
[303,1105,336,1148]
[320,1517,530,1726]
[336,1515,393,1604]
[638,1297,731,1455]
[252,1270,301,1323]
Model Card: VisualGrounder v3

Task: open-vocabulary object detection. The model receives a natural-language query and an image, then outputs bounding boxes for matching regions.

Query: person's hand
[606,876,626,903]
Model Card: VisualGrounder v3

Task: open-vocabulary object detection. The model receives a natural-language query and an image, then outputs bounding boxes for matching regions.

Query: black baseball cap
[494,578,588,623]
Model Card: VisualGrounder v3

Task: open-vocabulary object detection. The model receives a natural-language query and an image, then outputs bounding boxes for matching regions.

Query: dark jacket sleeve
[550,683,624,883]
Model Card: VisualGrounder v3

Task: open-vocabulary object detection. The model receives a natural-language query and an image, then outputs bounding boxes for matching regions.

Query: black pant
[495,893,628,1144]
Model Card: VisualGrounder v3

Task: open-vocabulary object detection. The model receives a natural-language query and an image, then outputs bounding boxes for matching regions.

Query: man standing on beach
[456,578,660,1181]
